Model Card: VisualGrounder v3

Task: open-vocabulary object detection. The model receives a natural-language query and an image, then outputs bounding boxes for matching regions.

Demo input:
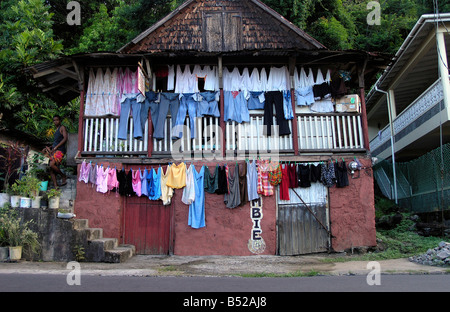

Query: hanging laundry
[153,92,180,140]
[268,160,282,186]
[166,162,186,189]
[279,163,290,201]
[132,168,142,197]
[188,166,206,229]
[89,163,97,187]
[78,160,90,184]
[204,165,219,194]
[117,68,146,140]
[257,159,274,196]
[335,160,349,188]
[146,167,154,197]
[223,91,250,124]
[197,91,220,118]
[107,167,119,195]
[224,164,241,209]
[149,166,162,201]
[238,162,248,207]
[321,161,336,188]
[167,65,175,91]
[287,163,298,188]
[141,168,148,197]
[246,160,259,201]
[117,168,127,196]
[298,164,311,188]
[310,163,322,183]
[313,68,332,101]
[175,65,197,94]
[263,91,291,136]
[96,165,109,194]
[103,68,119,116]
[266,66,289,92]
[173,93,199,139]
[125,169,135,196]
[215,165,228,195]
[182,164,196,205]
[160,165,174,205]
[282,90,294,120]
[294,67,315,106]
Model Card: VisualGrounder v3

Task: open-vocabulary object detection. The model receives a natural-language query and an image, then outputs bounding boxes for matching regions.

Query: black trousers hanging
[263,91,291,137]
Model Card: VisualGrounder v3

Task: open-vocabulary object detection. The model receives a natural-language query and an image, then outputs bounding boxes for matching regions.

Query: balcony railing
[369,77,445,156]
[81,112,364,157]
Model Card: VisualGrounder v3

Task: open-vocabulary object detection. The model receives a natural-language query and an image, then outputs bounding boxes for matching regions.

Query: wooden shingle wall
[123,0,321,54]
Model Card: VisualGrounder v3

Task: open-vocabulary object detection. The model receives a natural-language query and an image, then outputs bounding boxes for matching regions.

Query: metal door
[277,182,330,255]
[122,168,173,255]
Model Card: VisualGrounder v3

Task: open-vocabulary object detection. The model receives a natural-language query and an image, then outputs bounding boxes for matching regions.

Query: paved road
[1,273,449,293]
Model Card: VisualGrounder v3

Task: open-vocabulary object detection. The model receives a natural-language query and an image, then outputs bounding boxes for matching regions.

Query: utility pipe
[374,86,398,204]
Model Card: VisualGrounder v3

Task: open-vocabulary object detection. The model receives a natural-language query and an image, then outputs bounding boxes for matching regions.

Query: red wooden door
[122,168,173,255]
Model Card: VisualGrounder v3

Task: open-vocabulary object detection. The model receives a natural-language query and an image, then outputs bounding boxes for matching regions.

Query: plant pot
[57,212,76,219]
[0,247,8,261]
[39,181,49,192]
[0,193,10,208]
[10,195,20,208]
[48,197,60,209]
[8,246,22,261]
[19,197,31,208]
[31,196,42,209]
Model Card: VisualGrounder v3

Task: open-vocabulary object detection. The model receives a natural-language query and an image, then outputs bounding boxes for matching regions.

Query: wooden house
[28,0,390,257]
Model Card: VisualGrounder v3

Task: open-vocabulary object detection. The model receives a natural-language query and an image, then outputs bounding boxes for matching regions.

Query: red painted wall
[74,162,124,241]
[73,158,376,255]
[172,162,278,256]
[328,157,377,252]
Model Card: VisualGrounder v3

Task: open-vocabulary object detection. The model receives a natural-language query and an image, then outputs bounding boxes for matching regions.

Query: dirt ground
[1,253,449,277]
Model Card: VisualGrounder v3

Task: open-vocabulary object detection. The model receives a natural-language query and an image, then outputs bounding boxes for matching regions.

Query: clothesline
[78,158,352,228]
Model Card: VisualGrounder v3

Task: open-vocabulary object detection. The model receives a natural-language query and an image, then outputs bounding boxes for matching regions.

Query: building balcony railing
[369,77,446,157]
[81,111,365,158]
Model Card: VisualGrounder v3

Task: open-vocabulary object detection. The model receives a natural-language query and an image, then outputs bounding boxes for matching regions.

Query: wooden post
[77,65,85,155]
[218,56,226,158]
[358,59,370,151]
[289,57,299,155]
[147,59,153,158]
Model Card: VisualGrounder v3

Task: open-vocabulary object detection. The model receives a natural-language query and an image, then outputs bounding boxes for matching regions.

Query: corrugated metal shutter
[277,174,330,255]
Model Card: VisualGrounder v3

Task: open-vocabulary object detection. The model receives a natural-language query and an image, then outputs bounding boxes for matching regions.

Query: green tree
[0,0,66,138]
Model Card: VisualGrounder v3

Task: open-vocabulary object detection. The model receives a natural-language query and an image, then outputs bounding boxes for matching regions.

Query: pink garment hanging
[96,165,109,194]
[107,167,119,196]
[132,169,142,197]
[78,160,90,184]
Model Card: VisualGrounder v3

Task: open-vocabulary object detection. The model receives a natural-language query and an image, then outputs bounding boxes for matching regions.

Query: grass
[238,269,322,278]
[321,212,446,263]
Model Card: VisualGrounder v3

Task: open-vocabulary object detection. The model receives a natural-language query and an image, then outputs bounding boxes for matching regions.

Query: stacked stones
[409,241,450,267]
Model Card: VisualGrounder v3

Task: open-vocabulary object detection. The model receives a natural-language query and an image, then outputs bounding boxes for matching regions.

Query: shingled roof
[118,0,326,54]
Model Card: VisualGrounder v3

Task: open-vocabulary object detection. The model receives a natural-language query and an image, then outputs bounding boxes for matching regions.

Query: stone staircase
[41,176,135,263]
[72,218,135,263]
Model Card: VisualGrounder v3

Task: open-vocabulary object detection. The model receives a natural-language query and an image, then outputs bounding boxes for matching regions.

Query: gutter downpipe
[374,86,398,204]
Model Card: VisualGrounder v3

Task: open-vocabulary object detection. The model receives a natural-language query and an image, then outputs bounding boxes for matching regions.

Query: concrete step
[85,238,118,262]
[72,219,89,230]
[104,244,136,263]
[76,227,103,240]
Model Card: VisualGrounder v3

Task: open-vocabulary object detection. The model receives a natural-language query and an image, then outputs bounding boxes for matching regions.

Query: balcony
[369,78,448,159]
[81,111,365,159]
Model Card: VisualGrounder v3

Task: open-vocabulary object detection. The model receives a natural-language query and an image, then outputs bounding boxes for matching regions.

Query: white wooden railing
[297,114,364,151]
[82,113,364,156]
[225,115,294,152]
[152,116,221,154]
[83,116,148,154]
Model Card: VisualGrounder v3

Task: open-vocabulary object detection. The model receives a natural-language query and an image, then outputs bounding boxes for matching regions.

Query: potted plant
[0,142,24,207]
[0,206,40,261]
[47,188,61,209]
[57,208,76,219]
[9,182,22,208]
[10,175,41,209]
